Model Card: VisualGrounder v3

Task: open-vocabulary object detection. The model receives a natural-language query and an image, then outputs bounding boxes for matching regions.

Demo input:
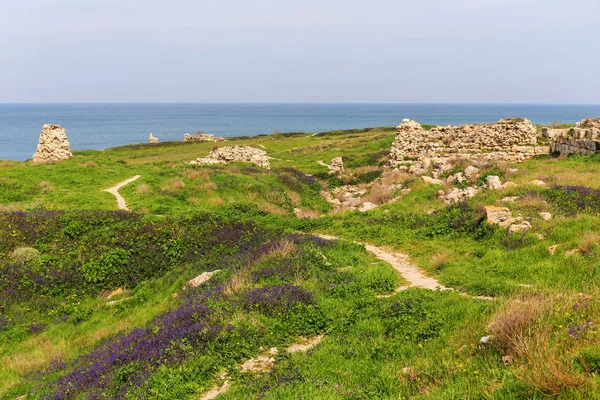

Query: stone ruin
[329,157,344,175]
[32,124,73,164]
[545,118,600,156]
[190,146,270,169]
[389,118,548,166]
[148,133,159,144]
[184,132,219,142]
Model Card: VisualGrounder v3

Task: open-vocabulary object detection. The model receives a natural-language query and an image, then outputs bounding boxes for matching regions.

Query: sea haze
[1,103,599,161]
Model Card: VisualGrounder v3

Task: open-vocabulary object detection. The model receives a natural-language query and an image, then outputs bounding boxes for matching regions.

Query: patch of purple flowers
[538,185,600,215]
[568,322,593,340]
[39,288,224,399]
[244,284,315,315]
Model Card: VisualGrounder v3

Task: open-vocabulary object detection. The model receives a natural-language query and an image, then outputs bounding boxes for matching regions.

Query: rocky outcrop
[190,146,270,169]
[485,205,531,234]
[149,133,159,144]
[440,187,480,205]
[184,132,219,142]
[485,206,513,225]
[32,124,73,164]
[486,175,502,190]
[390,118,546,166]
[549,119,600,156]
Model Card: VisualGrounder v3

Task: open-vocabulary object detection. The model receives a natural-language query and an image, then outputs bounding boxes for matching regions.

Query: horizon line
[1,102,600,106]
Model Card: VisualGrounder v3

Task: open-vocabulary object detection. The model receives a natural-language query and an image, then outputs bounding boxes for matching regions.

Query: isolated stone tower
[32,124,72,164]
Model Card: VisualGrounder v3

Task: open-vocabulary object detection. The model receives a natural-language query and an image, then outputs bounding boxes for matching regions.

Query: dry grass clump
[187,197,200,205]
[223,268,250,296]
[430,251,452,272]
[380,168,407,187]
[518,194,550,213]
[364,182,394,205]
[488,294,596,395]
[209,197,225,205]
[0,204,22,213]
[162,179,185,192]
[488,297,550,357]
[135,184,152,194]
[184,169,210,181]
[269,238,297,258]
[83,161,98,168]
[38,181,54,193]
[578,232,600,256]
[288,191,301,206]
[199,181,217,191]
[294,208,319,219]
[2,337,67,374]
[10,246,40,263]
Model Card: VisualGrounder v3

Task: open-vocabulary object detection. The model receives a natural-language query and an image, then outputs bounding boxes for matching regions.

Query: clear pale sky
[1,0,599,103]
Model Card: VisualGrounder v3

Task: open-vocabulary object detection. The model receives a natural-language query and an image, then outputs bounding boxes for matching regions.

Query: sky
[1,0,599,103]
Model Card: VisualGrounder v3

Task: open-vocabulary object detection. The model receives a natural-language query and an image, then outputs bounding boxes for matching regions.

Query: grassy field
[1,126,600,399]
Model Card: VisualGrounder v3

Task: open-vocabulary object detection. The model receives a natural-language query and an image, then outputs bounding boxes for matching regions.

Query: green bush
[82,248,131,284]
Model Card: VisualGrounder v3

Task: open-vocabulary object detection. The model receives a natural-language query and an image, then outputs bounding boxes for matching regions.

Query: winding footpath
[316,234,448,292]
[103,175,142,211]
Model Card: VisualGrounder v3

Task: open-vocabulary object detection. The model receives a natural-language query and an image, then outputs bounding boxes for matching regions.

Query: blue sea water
[1,103,599,161]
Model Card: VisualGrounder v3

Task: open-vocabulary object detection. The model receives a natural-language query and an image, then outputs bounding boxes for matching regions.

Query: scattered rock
[240,355,275,373]
[186,270,220,288]
[286,335,324,353]
[447,172,466,184]
[530,180,546,186]
[485,206,512,225]
[539,212,552,221]
[199,380,230,400]
[565,249,583,256]
[190,146,270,169]
[502,182,517,189]
[422,176,444,186]
[443,187,480,205]
[479,335,491,347]
[463,165,480,180]
[32,124,73,164]
[358,202,377,212]
[500,196,519,203]
[184,132,218,142]
[148,133,159,144]
[486,175,502,190]
[103,287,130,299]
[508,221,531,234]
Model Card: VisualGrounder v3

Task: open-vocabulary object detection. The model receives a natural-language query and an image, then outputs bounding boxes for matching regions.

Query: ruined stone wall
[190,146,270,169]
[546,119,600,156]
[390,118,547,165]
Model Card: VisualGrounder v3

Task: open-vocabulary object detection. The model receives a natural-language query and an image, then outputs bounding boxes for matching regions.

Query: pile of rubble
[184,132,220,142]
[190,146,270,169]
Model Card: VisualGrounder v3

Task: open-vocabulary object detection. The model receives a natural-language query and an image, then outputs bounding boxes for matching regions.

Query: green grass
[1,126,600,398]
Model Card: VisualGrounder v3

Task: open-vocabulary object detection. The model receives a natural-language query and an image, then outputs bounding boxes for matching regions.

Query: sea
[1,103,599,161]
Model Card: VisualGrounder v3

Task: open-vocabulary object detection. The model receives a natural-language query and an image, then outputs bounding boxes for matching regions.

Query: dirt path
[103,175,141,211]
[317,234,495,300]
[316,234,448,291]
[199,336,324,400]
